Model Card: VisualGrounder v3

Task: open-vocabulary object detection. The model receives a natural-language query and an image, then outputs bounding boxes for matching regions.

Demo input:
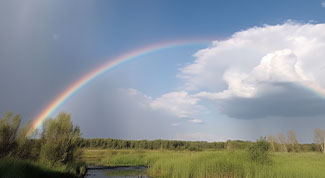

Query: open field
[81,149,325,178]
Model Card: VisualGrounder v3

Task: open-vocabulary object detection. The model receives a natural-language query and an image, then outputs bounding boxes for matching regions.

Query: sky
[1,0,325,143]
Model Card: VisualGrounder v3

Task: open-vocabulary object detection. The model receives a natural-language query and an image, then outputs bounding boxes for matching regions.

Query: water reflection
[85,166,149,178]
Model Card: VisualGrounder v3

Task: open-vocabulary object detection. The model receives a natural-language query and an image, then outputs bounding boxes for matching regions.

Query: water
[85,166,149,178]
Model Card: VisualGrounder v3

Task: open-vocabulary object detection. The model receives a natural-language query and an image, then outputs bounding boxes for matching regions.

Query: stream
[85,166,149,178]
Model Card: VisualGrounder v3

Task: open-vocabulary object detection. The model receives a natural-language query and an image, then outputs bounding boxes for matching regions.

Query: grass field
[81,149,325,178]
[0,157,82,178]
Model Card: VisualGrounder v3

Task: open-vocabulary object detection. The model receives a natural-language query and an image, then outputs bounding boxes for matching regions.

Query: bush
[189,146,202,151]
[248,138,271,164]
[66,162,87,177]
[40,112,81,165]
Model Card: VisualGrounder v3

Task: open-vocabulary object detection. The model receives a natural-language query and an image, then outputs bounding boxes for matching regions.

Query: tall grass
[82,149,325,178]
[0,157,80,178]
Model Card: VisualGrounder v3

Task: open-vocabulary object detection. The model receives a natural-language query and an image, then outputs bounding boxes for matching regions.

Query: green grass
[81,149,325,178]
[0,157,80,178]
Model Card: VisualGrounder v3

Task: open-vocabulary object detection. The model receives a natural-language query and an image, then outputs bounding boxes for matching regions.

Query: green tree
[15,121,40,159]
[0,112,21,157]
[40,112,81,164]
[0,112,40,159]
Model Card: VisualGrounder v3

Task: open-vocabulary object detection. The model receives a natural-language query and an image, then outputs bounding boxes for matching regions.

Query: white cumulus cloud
[126,22,325,120]
[182,22,325,101]
[150,91,204,118]
[123,89,205,123]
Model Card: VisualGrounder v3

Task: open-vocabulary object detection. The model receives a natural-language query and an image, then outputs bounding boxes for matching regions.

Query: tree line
[77,138,228,150]
[78,131,325,152]
[77,137,319,152]
[2,111,325,156]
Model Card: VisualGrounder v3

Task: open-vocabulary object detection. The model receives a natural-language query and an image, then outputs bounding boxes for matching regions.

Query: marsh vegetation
[81,149,325,178]
[2,112,325,178]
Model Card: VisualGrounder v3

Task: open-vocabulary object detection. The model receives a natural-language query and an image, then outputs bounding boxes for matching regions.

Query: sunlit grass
[82,149,325,178]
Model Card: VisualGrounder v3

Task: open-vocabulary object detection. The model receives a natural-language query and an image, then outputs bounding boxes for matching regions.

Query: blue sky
[1,0,325,142]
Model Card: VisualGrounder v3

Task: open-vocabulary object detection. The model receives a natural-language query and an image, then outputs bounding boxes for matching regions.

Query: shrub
[40,112,81,165]
[248,138,271,164]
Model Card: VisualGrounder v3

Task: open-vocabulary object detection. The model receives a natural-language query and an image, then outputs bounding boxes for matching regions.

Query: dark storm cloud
[0,1,121,122]
[0,0,184,122]
[219,82,325,119]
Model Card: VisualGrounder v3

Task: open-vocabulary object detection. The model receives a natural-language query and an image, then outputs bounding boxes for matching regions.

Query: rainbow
[27,40,211,136]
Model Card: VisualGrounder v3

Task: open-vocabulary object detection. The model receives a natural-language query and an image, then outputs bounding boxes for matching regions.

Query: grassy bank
[0,157,85,178]
[81,149,325,178]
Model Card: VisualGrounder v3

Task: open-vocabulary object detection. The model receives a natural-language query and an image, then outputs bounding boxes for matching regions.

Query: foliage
[0,111,85,177]
[267,130,301,153]
[15,121,41,160]
[0,112,39,160]
[248,138,271,164]
[82,149,325,178]
[77,138,251,150]
[0,112,21,158]
[40,112,81,165]
[314,128,325,153]
[79,137,324,153]
[287,130,300,152]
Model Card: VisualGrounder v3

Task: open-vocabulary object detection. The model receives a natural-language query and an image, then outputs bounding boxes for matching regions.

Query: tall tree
[314,128,325,153]
[0,112,21,157]
[40,112,81,164]
[267,135,277,152]
[288,130,299,152]
[278,133,288,152]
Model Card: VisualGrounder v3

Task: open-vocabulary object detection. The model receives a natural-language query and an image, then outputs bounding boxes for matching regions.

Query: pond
[85,166,149,178]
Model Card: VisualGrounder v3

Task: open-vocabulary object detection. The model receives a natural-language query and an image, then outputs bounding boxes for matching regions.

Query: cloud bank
[142,22,325,120]
[181,22,325,119]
